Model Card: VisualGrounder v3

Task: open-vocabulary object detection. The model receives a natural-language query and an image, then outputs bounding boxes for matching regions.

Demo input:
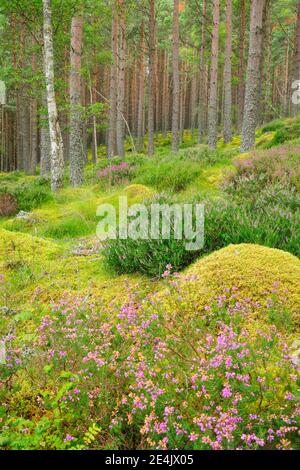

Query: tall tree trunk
[237,0,246,132]
[29,51,38,175]
[179,62,187,145]
[197,0,207,143]
[241,0,266,152]
[257,0,271,125]
[223,0,232,144]
[40,94,51,176]
[208,0,220,150]
[148,0,155,156]
[69,13,84,186]
[291,3,300,117]
[283,38,290,116]
[190,58,197,140]
[172,0,180,153]
[42,0,64,191]
[137,21,145,152]
[107,3,118,158]
[162,50,169,136]
[116,0,126,157]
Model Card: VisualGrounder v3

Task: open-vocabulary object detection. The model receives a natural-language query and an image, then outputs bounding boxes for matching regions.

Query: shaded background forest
[0,0,299,187]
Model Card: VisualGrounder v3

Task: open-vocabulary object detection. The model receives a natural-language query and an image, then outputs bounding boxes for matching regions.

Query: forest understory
[0,0,300,452]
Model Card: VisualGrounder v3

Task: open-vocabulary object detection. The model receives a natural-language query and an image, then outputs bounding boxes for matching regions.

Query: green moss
[160,244,300,324]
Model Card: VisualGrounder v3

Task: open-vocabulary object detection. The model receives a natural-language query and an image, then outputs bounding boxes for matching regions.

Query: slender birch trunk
[42,0,64,191]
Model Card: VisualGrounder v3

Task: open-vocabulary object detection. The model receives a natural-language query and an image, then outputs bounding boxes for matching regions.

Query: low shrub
[103,194,198,277]
[1,284,299,450]
[224,146,300,195]
[262,119,300,147]
[134,158,202,193]
[104,186,299,277]
[203,193,300,258]
[0,177,53,212]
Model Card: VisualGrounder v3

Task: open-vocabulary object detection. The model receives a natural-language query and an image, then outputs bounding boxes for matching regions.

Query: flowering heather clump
[98,162,131,185]
[0,277,299,450]
[223,145,300,195]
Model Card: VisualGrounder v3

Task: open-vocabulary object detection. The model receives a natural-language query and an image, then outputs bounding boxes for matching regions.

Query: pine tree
[223,0,232,144]
[172,0,180,153]
[208,0,220,150]
[69,12,84,186]
[241,0,266,152]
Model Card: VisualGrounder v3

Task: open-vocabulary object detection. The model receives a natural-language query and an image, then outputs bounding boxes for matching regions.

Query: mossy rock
[160,244,300,325]
[0,228,62,267]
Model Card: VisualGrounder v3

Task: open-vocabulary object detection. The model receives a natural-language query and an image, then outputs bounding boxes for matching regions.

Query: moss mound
[187,244,300,308]
[0,228,62,267]
[159,244,300,326]
[99,184,155,209]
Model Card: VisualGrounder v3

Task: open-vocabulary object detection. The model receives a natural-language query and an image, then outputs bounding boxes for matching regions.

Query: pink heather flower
[164,406,175,417]
[225,356,233,368]
[257,376,265,383]
[189,433,198,442]
[221,384,232,399]
[64,434,75,443]
[162,270,170,278]
[284,392,294,401]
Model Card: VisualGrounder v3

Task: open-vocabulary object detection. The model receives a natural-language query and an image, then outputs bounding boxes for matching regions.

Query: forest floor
[0,126,276,309]
[0,118,300,450]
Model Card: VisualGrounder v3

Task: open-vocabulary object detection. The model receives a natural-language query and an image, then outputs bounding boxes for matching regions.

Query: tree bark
[148,0,156,156]
[241,0,266,152]
[208,0,220,150]
[116,0,126,157]
[107,3,118,158]
[198,0,207,143]
[223,0,232,144]
[69,13,84,186]
[237,0,246,132]
[42,0,64,191]
[40,94,51,176]
[29,52,38,175]
[291,3,300,117]
[137,21,145,152]
[172,0,180,153]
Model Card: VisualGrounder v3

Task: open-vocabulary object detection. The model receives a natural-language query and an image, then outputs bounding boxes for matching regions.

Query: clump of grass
[261,119,286,134]
[40,215,93,239]
[260,118,300,148]
[134,159,201,192]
